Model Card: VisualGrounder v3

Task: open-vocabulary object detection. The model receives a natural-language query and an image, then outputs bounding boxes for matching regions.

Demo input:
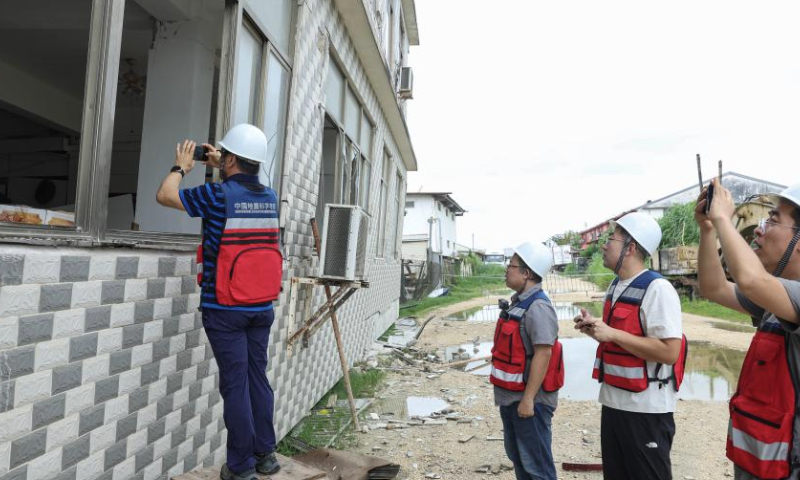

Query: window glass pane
[395,172,403,256]
[377,150,387,256]
[359,111,372,155]
[233,25,261,126]
[111,1,221,234]
[0,0,93,228]
[325,60,344,121]
[247,0,294,55]
[359,156,371,211]
[261,51,290,189]
[339,135,350,204]
[343,85,360,140]
[317,120,338,231]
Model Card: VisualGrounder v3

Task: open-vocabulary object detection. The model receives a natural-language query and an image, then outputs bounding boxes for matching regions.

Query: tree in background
[658,201,700,249]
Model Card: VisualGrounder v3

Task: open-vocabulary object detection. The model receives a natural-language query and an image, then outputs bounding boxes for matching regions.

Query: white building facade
[0,0,418,478]
[402,192,465,259]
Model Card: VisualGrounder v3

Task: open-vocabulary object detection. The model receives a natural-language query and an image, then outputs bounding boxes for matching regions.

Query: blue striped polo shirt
[180,174,277,311]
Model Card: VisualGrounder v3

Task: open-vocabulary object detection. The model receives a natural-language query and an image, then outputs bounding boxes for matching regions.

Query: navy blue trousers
[203,308,276,474]
[499,402,557,480]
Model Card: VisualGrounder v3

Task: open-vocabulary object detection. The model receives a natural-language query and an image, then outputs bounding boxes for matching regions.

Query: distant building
[635,172,785,220]
[402,192,466,259]
[578,172,784,249]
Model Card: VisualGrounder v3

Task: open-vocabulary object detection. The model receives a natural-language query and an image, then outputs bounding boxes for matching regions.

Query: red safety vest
[592,270,687,393]
[490,290,565,393]
[727,320,796,479]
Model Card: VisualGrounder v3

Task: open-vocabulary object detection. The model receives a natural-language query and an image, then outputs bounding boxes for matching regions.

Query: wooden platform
[172,454,328,480]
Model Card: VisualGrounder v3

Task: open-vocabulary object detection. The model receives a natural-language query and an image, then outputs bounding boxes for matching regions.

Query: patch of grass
[400,274,506,318]
[574,301,604,317]
[681,298,753,324]
[586,252,615,290]
[320,368,386,405]
[276,368,387,456]
[378,324,398,342]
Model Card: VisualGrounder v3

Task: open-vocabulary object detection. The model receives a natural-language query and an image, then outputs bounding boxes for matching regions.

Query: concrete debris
[423,419,447,425]
[424,473,441,479]
[458,435,474,444]
[369,413,380,420]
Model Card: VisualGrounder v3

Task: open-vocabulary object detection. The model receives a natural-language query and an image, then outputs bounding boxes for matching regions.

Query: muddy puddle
[711,321,756,333]
[446,301,584,322]
[371,396,451,418]
[443,338,745,402]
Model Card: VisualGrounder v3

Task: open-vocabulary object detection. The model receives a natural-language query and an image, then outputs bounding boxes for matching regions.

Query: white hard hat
[513,242,553,279]
[218,124,268,163]
[611,212,662,256]
[769,182,800,210]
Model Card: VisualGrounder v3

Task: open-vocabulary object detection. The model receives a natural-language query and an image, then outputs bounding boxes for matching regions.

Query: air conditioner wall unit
[320,204,370,281]
[399,66,413,99]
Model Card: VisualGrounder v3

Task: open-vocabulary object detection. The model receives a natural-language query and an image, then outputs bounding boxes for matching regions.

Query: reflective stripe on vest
[489,367,523,384]
[224,217,280,230]
[726,323,795,479]
[729,425,791,462]
[603,363,646,380]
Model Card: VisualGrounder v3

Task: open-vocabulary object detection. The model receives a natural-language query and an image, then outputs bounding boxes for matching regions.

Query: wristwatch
[170,166,185,178]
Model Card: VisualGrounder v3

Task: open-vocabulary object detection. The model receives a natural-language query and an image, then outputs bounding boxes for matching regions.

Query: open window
[317,57,374,233]
[0,0,296,248]
[105,2,293,239]
[0,0,93,231]
[376,149,392,258]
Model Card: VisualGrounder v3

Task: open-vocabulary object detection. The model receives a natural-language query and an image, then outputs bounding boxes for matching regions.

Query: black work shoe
[255,452,281,475]
[220,464,258,480]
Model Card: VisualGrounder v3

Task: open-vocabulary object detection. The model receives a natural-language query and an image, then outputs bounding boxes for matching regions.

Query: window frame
[320,52,375,220]
[0,0,295,252]
[0,0,124,247]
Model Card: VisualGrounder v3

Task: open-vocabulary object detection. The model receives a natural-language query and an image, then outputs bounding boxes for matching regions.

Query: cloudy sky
[405,0,800,253]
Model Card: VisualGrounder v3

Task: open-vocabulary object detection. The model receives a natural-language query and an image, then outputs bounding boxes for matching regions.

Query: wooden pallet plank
[171,454,327,480]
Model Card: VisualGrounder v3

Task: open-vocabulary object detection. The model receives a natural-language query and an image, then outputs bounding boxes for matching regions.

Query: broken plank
[172,454,328,480]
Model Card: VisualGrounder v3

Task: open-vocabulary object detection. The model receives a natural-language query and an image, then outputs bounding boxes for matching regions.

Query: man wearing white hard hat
[696,179,800,480]
[157,124,282,480]
[574,212,685,480]
[490,242,564,480]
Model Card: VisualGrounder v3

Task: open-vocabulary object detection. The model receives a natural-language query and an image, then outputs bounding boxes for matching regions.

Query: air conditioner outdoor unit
[399,66,413,99]
[320,204,370,281]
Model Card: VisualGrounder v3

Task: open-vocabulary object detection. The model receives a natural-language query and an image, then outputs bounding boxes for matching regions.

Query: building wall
[403,195,458,256]
[401,240,427,262]
[0,0,409,479]
[0,248,220,480]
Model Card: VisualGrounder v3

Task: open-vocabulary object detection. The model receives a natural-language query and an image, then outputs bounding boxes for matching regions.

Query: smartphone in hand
[193,145,208,162]
[704,182,715,215]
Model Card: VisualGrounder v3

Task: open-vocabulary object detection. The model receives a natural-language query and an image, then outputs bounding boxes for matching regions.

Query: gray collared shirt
[493,285,560,408]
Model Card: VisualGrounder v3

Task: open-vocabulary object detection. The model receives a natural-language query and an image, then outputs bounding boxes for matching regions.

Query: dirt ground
[351,297,752,479]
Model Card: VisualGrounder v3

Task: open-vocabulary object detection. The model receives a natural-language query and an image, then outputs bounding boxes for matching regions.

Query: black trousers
[601,405,675,480]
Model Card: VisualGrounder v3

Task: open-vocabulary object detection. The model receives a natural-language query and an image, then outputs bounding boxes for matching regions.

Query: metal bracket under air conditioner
[286,276,369,356]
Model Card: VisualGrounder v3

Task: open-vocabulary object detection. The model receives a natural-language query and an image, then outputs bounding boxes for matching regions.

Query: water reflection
[444,337,745,402]
[447,302,585,322]
[371,396,451,418]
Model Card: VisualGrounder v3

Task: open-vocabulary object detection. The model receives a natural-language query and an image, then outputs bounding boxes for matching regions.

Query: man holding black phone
[156,124,282,480]
[574,212,685,480]
[696,178,800,480]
